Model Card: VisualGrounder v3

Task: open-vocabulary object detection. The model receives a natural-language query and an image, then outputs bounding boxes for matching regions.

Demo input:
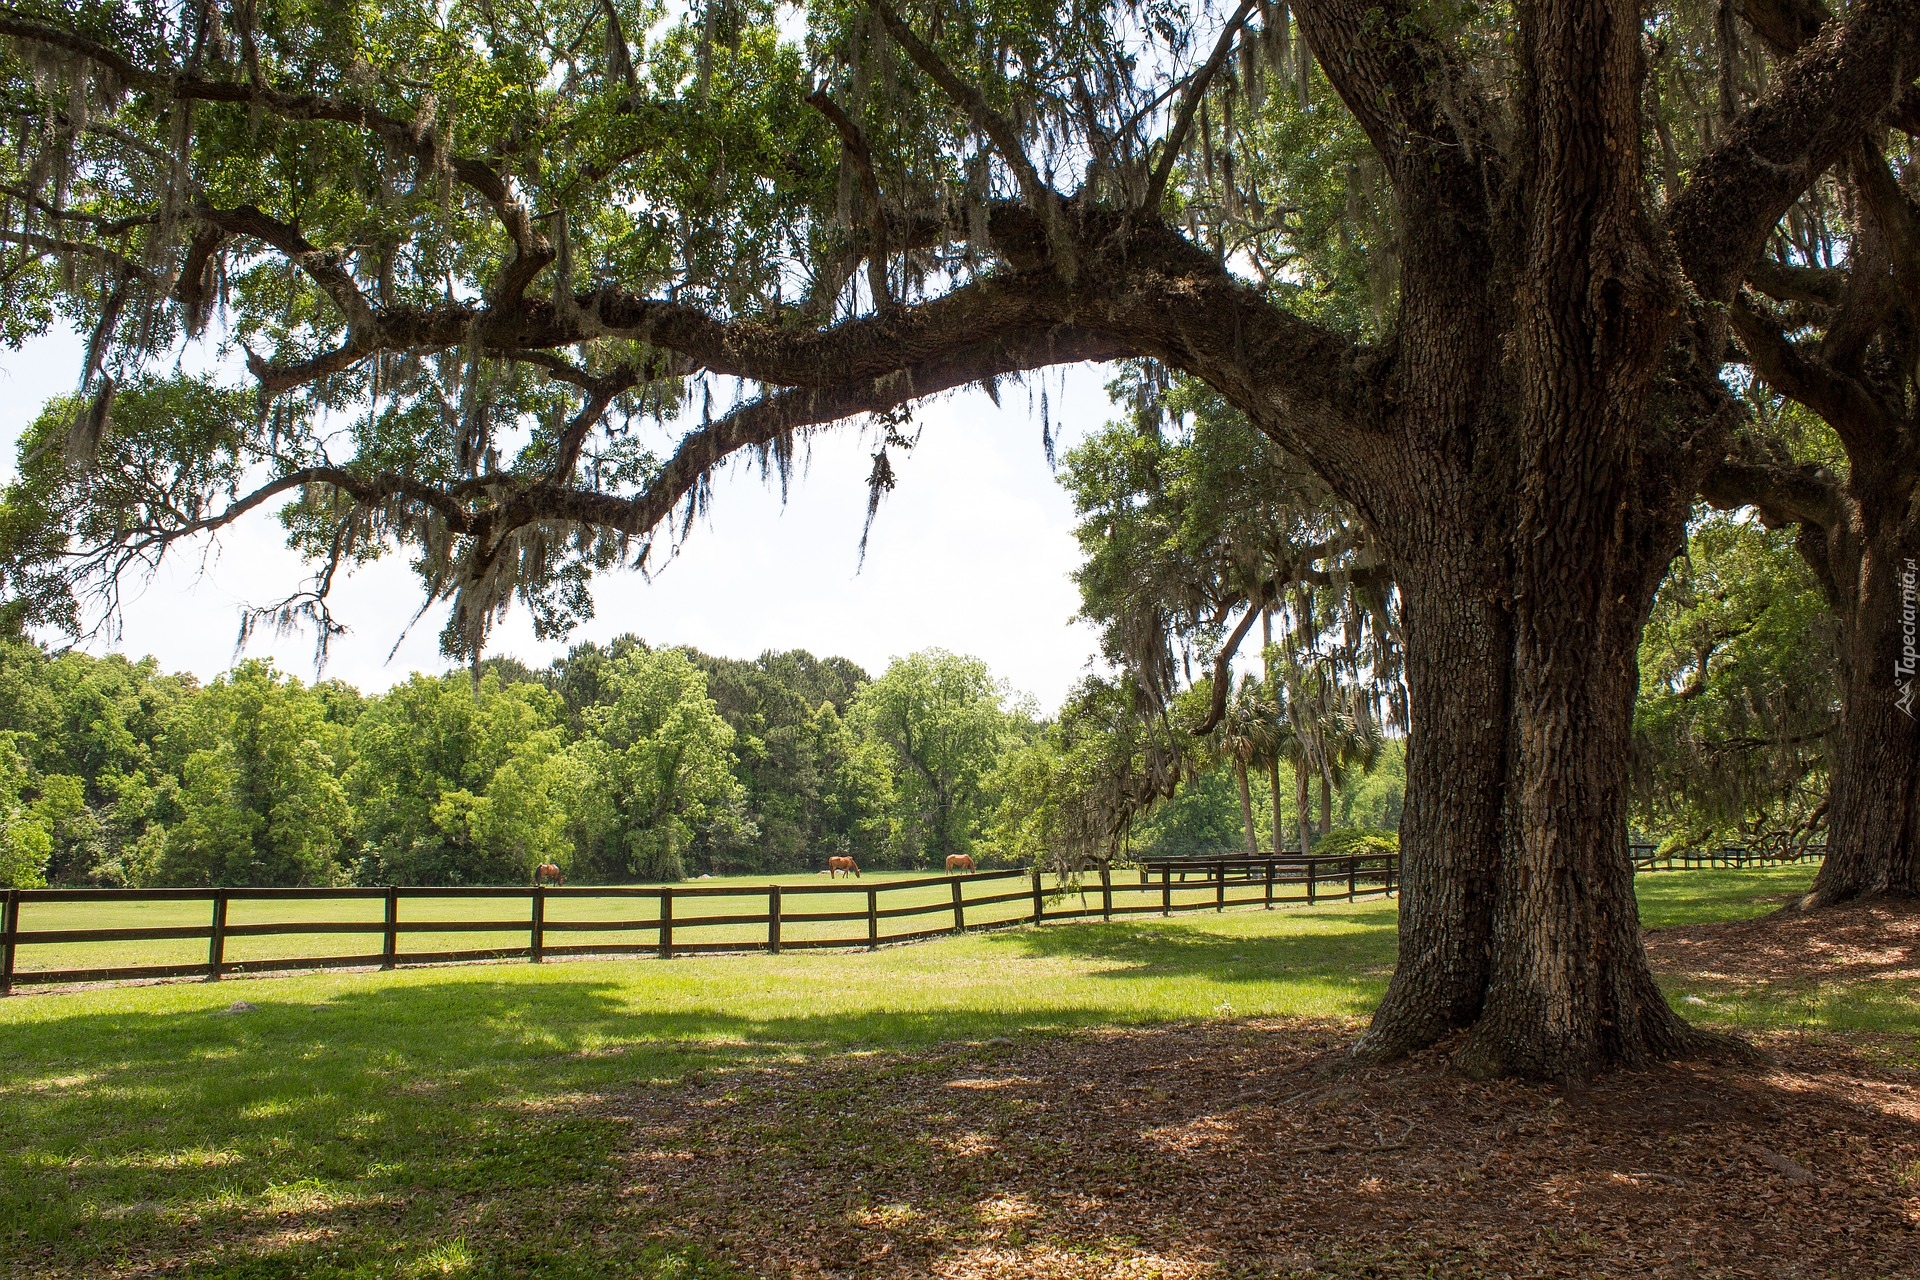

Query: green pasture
[5,862,1902,1280]
[1636,865,1919,1049]
[3,868,1338,976]
[1631,860,1818,927]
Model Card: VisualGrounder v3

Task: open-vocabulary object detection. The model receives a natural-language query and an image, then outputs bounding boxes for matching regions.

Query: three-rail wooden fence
[0,854,1399,994]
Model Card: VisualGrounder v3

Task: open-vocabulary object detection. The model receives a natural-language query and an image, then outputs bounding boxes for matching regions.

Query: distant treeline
[0,636,1033,887]
[0,635,1406,889]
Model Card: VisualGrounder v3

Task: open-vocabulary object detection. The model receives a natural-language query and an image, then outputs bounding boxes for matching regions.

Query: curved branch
[550,368,646,480]
[1291,0,1498,182]
[1670,0,1920,305]
[1745,257,1847,307]
[607,324,1131,542]
[1699,450,1846,530]
[197,204,376,337]
[105,465,477,560]
[1191,600,1264,735]
[0,183,158,235]
[806,88,892,311]
[0,13,544,272]
[1853,137,1920,316]
[0,230,156,282]
[1728,295,1897,456]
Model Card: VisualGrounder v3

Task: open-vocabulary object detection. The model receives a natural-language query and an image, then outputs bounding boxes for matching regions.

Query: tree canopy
[1632,511,1837,854]
[850,648,1033,864]
[7,632,1254,887]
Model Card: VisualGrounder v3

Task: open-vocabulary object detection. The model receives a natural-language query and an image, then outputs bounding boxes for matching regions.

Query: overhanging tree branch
[1728,295,1898,456]
[870,2,1053,213]
[1671,0,1920,304]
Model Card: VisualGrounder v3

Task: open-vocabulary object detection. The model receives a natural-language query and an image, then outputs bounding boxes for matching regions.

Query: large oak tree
[1,0,1915,1076]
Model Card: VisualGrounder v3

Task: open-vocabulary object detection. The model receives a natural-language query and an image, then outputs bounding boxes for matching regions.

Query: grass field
[2,863,1880,1280]
[4,868,1364,976]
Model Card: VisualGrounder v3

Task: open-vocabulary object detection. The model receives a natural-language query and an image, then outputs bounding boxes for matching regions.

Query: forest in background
[0,632,1408,889]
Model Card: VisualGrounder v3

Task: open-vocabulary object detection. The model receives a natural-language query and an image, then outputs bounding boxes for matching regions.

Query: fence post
[659,887,674,959]
[1348,857,1359,900]
[951,877,965,933]
[867,887,879,949]
[1100,864,1112,922]
[1215,860,1226,912]
[1032,867,1044,925]
[1264,859,1275,909]
[208,889,228,981]
[531,887,545,964]
[1307,859,1317,904]
[1161,866,1171,916]
[1,889,18,996]
[769,885,782,955]
[382,887,398,970]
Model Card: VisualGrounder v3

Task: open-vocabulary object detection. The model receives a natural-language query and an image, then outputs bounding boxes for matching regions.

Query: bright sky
[0,330,1118,709]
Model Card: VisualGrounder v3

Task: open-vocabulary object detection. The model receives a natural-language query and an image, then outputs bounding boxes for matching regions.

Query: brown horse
[827,855,861,878]
[944,854,976,873]
[534,863,564,887]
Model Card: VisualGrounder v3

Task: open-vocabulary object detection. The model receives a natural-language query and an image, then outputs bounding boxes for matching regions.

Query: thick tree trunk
[1352,547,1511,1059]
[1440,0,1710,1078]
[1234,759,1258,857]
[1458,556,1696,1076]
[1813,529,1920,902]
[1318,771,1332,835]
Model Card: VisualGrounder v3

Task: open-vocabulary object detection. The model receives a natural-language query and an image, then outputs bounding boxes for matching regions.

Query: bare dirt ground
[615,906,1920,1280]
[1645,897,1920,992]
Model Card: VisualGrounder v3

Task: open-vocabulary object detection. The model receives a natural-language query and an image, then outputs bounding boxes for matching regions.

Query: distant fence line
[0,854,1398,994]
[1146,843,1823,872]
[1629,843,1825,871]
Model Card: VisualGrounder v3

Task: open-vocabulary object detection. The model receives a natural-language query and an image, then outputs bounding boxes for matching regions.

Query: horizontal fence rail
[0,855,1399,994]
[1628,843,1826,871]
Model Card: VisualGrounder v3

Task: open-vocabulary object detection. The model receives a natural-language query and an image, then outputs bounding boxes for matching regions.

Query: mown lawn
[7,869,1261,974]
[0,865,1854,1280]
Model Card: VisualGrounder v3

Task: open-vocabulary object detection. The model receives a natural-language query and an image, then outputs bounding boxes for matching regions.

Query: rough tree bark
[1350,543,1511,1057]
[1306,0,1920,1073]
[1818,521,1920,900]
[1447,0,1707,1076]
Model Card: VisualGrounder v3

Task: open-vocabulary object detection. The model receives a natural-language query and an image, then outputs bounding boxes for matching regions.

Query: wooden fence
[1628,843,1826,871]
[0,854,1398,995]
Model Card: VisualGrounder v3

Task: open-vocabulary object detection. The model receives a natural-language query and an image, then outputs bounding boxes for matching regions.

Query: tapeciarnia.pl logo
[1899,558,1918,720]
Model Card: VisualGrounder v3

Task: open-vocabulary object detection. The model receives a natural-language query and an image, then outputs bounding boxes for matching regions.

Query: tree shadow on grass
[976,904,1400,987]
[4,972,1250,1278]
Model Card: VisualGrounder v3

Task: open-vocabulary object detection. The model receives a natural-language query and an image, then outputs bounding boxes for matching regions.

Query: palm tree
[1214,677,1279,858]
[1264,641,1392,847]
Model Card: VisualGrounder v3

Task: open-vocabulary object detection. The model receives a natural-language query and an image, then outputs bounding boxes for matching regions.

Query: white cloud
[0,331,1117,709]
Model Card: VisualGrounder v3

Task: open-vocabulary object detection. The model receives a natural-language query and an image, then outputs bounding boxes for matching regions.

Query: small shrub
[1312,827,1399,858]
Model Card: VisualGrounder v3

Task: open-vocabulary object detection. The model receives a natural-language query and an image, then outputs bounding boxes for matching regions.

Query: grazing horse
[945,854,976,873]
[827,855,861,878]
[534,863,564,887]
